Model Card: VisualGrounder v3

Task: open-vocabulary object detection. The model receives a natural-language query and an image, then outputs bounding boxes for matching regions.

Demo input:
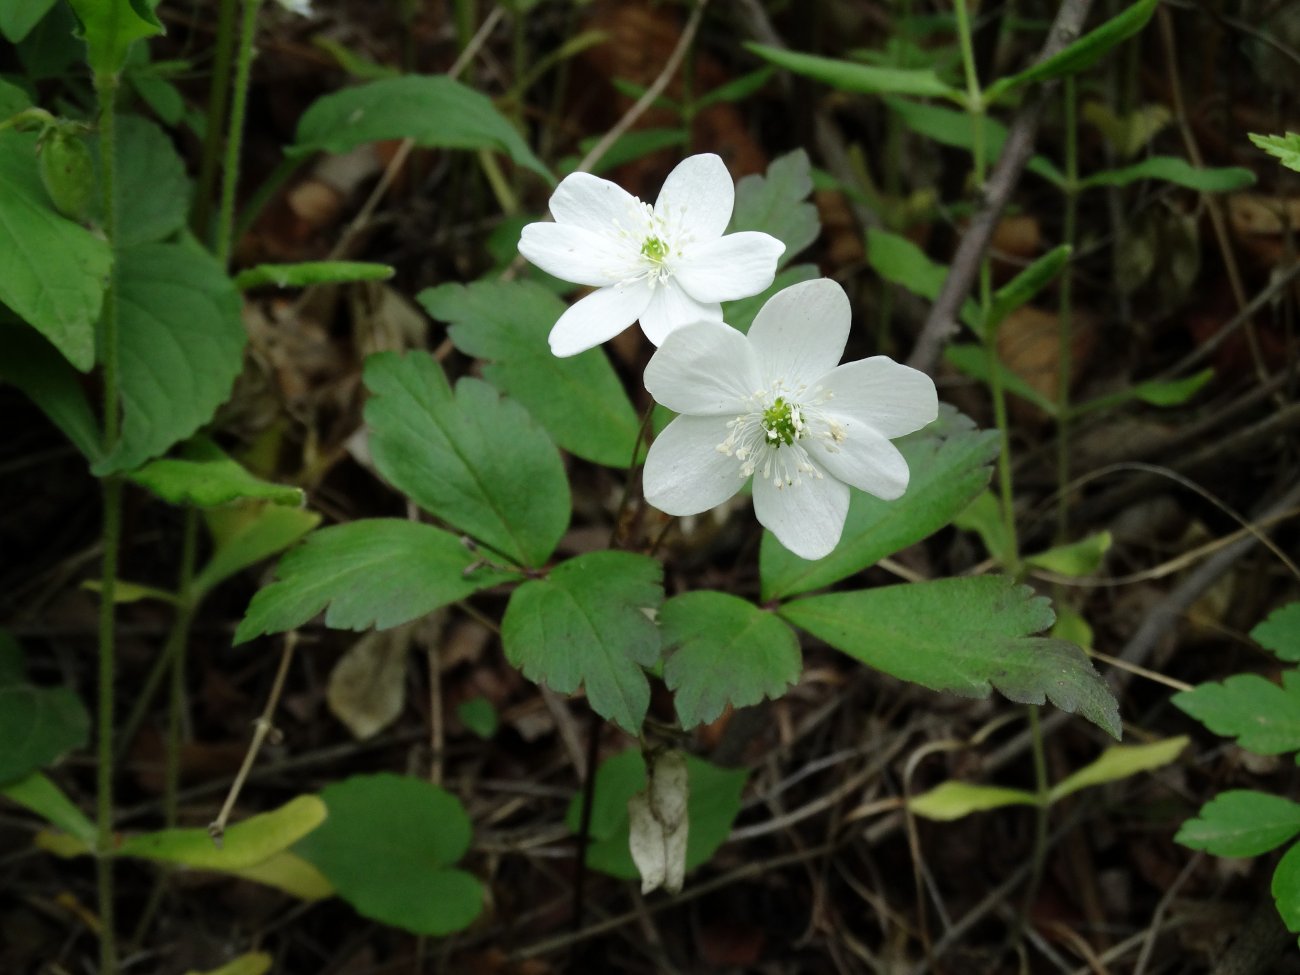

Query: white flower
[641,278,939,560]
[275,0,312,15]
[518,153,786,357]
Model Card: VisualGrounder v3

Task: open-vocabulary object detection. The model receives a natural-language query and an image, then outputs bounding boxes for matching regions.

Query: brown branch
[907,0,1096,373]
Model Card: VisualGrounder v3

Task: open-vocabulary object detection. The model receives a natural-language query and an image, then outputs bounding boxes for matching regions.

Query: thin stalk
[163,513,200,828]
[1055,75,1078,543]
[955,0,1019,572]
[1018,705,1051,930]
[94,69,123,975]
[193,0,238,239]
[215,0,264,265]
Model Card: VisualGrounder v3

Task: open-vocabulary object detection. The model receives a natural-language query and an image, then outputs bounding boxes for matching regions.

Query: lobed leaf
[1173,672,1300,755]
[780,576,1121,737]
[502,551,663,733]
[730,149,820,268]
[1177,790,1300,858]
[761,409,1000,600]
[1250,132,1300,174]
[294,773,483,936]
[364,351,571,567]
[235,519,511,643]
[661,591,801,728]
[421,280,640,468]
[1251,602,1300,663]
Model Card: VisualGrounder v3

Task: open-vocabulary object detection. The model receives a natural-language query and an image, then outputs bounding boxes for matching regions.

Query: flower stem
[954,0,1019,573]
[215,0,264,266]
[192,0,238,240]
[1019,704,1052,929]
[93,67,122,975]
[1055,75,1078,544]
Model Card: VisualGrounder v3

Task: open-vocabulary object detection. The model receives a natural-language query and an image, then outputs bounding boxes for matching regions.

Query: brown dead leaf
[327,620,420,739]
[1227,193,1300,267]
[996,305,1097,423]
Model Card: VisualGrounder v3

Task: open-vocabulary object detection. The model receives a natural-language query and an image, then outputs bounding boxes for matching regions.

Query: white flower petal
[747,278,851,388]
[644,322,762,416]
[639,283,722,346]
[548,282,653,357]
[518,223,627,287]
[549,171,643,238]
[813,423,910,500]
[752,464,849,560]
[654,153,734,242]
[643,414,746,515]
[820,357,938,439]
[674,232,785,302]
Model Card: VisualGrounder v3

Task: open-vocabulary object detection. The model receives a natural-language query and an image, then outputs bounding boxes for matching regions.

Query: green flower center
[762,397,801,447]
[640,236,669,262]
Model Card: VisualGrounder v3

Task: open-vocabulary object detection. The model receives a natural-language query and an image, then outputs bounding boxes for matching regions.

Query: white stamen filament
[715,381,842,489]
[604,199,696,289]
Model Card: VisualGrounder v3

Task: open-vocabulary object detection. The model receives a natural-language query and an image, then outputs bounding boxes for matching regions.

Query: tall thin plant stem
[1056,75,1079,542]
[193,0,238,239]
[215,0,264,266]
[93,68,123,975]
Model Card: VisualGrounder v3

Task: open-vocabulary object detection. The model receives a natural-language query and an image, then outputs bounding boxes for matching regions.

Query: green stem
[94,69,122,975]
[955,0,1018,573]
[1056,75,1078,543]
[163,512,200,828]
[215,0,264,266]
[193,0,239,240]
[1020,705,1051,927]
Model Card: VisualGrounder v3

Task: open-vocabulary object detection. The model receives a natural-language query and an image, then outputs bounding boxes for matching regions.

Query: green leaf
[502,551,662,733]
[697,66,776,109]
[0,0,59,43]
[1177,791,1300,858]
[661,591,801,728]
[1253,603,1300,663]
[97,243,246,473]
[954,490,1015,566]
[867,227,980,330]
[1250,132,1300,174]
[984,0,1158,103]
[234,261,395,290]
[194,503,321,600]
[0,130,111,371]
[886,98,1066,187]
[0,322,102,459]
[235,519,511,644]
[723,263,819,334]
[909,781,1037,820]
[985,245,1072,334]
[1048,736,1186,802]
[1173,672,1300,755]
[66,0,164,77]
[945,343,1059,416]
[1274,843,1300,934]
[364,351,571,567]
[0,79,33,115]
[745,42,961,101]
[294,773,483,936]
[730,149,820,268]
[1083,102,1171,159]
[761,408,1000,599]
[291,75,552,182]
[1,772,97,845]
[780,576,1121,738]
[1079,157,1256,192]
[92,114,191,246]
[564,750,748,880]
[1025,531,1111,578]
[456,697,498,739]
[126,437,304,508]
[420,281,640,468]
[1130,368,1215,406]
[0,632,90,785]
[117,794,325,869]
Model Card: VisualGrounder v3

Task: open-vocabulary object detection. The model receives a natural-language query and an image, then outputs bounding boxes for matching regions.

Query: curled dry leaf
[327,617,441,740]
[628,750,690,894]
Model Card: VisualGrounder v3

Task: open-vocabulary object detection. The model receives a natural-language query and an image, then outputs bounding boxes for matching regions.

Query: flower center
[716,383,845,489]
[640,236,669,262]
[762,397,802,446]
